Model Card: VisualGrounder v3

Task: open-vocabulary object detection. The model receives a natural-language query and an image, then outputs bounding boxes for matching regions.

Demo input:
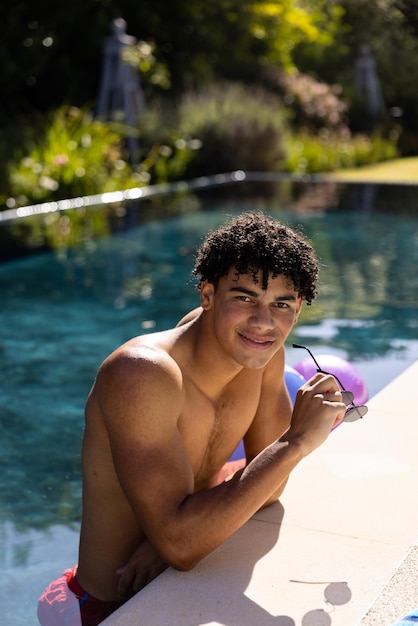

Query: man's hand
[116,539,168,599]
[284,372,346,455]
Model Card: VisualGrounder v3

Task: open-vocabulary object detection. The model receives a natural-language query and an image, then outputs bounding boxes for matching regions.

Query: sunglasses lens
[344,405,368,422]
[341,390,354,405]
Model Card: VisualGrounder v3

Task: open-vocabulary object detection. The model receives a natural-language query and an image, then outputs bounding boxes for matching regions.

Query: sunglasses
[292,343,368,423]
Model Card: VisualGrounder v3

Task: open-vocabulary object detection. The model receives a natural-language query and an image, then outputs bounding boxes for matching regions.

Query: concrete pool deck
[103,361,418,626]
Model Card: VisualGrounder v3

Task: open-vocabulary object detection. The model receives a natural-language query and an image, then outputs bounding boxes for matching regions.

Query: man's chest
[179,374,263,486]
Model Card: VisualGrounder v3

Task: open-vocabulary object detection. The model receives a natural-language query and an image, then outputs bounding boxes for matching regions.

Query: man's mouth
[238,332,275,349]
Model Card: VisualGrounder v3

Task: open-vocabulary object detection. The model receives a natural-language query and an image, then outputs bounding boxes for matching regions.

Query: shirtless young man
[38,211,346,626]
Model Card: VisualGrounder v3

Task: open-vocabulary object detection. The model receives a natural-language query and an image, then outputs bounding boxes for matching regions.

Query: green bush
[135,108,201,184]
[3,107,149,205]
[174,83,289,176]
[143,82,398,179]
[285,130,398,174]
[4,106,152,208]
[2,87,401,214]
[3,104,202,210]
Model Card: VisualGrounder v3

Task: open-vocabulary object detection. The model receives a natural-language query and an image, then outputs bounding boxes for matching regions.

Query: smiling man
[38,211,346,626]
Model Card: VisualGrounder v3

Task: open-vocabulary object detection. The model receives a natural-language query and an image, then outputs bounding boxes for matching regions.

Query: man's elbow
[158,539,203,572]
[259,478,289,509]
[270,478,289,504]
[170,557,199,572]
[259,495,279,510]
[165,551,201,572]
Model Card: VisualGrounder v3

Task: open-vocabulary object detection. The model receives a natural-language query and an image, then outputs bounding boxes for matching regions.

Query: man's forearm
[147,439,304,571]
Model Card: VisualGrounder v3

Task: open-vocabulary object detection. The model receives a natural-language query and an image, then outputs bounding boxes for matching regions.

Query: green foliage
[2,102,201,212]
[1,0,418,150]
[173,83,289,176]
[1,88,401,212]
[249,0,344,71]
[0,0,344,118]
[3,0,417,205]
[121,39,171,93]
[132,107,201,183]
[147,139,200,183]
[285,130,399,174]
[296,0,418,143]
[3,105,197,208]
[5,106,147,207]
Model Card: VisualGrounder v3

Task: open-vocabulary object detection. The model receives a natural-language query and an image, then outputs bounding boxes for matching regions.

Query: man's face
[200,268,302,369]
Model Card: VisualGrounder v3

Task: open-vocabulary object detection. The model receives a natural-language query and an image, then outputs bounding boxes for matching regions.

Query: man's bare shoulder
[94,327,187,411]
[104,327,183,370]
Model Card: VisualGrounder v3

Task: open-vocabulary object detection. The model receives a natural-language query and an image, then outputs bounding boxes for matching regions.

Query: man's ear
[200,281,215,310]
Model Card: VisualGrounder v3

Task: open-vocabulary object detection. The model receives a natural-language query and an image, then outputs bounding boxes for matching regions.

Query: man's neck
[179,315,245,400]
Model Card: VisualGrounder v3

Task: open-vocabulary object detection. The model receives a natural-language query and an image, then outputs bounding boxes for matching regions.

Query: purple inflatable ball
[284,364,306,405]
[293,354,368,405]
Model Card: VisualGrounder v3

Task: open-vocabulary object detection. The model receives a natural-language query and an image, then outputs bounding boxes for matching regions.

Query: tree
[0,0,342,118]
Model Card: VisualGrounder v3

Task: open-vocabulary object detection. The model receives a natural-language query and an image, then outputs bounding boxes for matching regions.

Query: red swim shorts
[37,566,124,626]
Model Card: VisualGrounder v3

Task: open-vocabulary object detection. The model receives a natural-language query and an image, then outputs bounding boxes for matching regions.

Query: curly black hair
[192,211,318,304]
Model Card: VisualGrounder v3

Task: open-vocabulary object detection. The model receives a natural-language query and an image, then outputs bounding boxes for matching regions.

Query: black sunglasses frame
[292,343,368,422]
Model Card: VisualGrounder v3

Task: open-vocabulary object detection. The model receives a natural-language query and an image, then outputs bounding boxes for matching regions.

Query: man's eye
[273,302,289,309]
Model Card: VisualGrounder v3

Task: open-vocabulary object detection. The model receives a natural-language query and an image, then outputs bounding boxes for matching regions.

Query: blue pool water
[1,181,418,624]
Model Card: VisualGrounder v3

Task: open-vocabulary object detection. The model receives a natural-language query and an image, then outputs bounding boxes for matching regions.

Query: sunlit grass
[328,157,418,183]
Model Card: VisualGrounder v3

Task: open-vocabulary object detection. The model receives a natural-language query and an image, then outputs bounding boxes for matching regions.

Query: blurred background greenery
[1,0,417,210]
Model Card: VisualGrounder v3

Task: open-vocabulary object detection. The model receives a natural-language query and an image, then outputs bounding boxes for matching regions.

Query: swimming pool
[1,180,418,624]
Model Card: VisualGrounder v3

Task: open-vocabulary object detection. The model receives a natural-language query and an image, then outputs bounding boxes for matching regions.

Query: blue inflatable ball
[228,439,246,461]
[294,354,368,405]
[285,364,306,404]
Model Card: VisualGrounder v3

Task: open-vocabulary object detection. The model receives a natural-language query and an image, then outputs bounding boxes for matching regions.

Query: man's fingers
[117,573,129,598]
[314,389,342,398]
[306,372,339,388]
[117,564,139,598]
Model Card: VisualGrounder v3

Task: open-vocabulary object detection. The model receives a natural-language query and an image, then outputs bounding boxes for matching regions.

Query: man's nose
[248,305,274,329]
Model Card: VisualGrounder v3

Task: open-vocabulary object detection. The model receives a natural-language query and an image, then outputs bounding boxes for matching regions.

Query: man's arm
[98,347,345,573]
[243,346,293,505]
